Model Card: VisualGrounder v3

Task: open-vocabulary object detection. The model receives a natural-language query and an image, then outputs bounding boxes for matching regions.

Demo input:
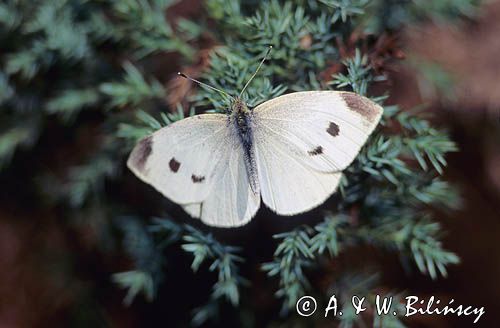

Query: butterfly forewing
[127,114,230,204]
[253,91,383,173]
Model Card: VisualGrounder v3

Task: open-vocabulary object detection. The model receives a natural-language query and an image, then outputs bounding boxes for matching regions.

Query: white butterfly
[127,47,383,227]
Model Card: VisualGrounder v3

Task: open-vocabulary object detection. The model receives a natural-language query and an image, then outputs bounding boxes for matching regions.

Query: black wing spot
[169,157,181,172]
[132,136,153,171]
[327,122,340,137]
[308,146,323,156]
[191,174,205,183]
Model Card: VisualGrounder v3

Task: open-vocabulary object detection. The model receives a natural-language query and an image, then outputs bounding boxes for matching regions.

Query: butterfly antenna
[239,45,273,98]
[177,72,235,100]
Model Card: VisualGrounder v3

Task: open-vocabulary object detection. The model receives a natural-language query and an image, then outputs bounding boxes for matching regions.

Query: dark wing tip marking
[340,92,381,122]
[327,122,340,137]
[191,174,205,183]
[308,146,323,156]
[169,157,181,172]
[131,136,153,171]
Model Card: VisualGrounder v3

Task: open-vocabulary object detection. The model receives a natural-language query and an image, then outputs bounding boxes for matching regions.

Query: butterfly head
[231,97,250,115]
[177,46,272,115]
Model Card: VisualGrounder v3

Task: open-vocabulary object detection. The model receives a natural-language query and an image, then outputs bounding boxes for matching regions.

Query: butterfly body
[128,91,383,227]
[231,98,259,194]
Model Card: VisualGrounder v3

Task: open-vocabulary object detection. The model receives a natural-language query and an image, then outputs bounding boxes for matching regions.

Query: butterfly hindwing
[254,134,342,215]
[183,139,260,227]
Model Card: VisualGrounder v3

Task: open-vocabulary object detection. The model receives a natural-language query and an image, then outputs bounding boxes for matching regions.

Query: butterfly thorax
[231,98,259,194]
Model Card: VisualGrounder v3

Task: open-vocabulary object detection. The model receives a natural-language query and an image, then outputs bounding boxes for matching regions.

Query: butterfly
[127,47,383,227]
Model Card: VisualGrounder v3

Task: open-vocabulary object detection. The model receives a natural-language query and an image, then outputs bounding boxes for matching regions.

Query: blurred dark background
[384,1,500,325]
[1,0,499,327]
